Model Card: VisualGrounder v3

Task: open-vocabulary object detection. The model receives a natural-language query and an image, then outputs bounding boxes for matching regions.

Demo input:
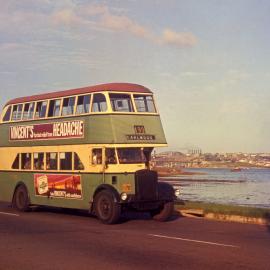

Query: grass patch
[175,200,270,219]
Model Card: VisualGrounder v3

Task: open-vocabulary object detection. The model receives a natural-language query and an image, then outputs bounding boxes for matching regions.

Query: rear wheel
[150,201,174,222]
[13,185,30,212]
[94,190,121,224]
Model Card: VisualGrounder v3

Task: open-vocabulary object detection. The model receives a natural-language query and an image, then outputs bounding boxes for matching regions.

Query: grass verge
[175,200,270,220]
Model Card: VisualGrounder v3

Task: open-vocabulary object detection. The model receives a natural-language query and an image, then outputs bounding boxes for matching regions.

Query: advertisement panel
[34,174,82,199]
[9,120,84,141]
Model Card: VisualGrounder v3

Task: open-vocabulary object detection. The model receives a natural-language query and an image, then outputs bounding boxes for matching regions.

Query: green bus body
[0,83,177,224]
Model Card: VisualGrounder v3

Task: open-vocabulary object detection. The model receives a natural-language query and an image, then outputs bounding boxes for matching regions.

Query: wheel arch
[157,182,175,201]
[92,184,120,202]
[12,181,30,203]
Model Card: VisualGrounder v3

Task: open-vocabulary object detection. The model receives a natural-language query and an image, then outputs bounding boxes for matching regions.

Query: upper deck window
[62,97,75,116]
[3,106,12,122]
[11,104,23,121]
[76,94,91,114]
[134,95,156,113]
[117,148,146,164]
[35,101,47,119]
[109,94,134,112]
[22,102,35,120]
[92,93,107,112]
[48,99,61,118]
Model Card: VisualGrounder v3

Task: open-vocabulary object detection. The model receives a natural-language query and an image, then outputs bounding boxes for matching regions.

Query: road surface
[0,202,269,270]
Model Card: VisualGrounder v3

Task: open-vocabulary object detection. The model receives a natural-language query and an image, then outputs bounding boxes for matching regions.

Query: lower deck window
[46,152,58,170]
[12,154,19,169]
[92,149,102,165]
[74,153,84,170]
[60,152,72,170]
[34,153,44,170]
[105,148,117,164]
[21,153,32,170]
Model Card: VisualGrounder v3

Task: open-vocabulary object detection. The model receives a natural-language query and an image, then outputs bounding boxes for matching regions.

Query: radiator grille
[135,170,158,201]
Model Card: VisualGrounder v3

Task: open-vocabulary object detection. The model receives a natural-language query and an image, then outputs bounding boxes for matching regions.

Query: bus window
[48,99,61,117]
[12,104,23,121]
[46,152,58,170]
[105,148,117,164]
[133,95,156,113]
[109,94,134,112]
[35,101,47,119]
[22,102,35,120]
[12,154,19,169]
[92,94,107,112]
[74,153,84,170]
[92,149,102,165]
[60,152,72,170]
[62,97,75,116]
[34,153,44,170]
[117,148,146,164]
[21,153,32,170]
[3,106,12,122]
[76,95,91,114]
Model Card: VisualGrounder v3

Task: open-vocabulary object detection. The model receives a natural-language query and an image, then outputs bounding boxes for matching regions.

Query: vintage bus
[0,83,179,224]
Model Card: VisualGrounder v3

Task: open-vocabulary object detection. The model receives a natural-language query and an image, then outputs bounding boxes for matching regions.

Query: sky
[0,0,269,153]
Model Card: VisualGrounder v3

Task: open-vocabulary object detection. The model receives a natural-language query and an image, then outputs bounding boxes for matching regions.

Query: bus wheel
[13,185,30,212]
[94,190,121,224]
[150,201,174,222]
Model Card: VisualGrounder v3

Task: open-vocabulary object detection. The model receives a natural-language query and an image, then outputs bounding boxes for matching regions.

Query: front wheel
[150,201,174,222]
[13,185,30,212]
[94,190,121,224]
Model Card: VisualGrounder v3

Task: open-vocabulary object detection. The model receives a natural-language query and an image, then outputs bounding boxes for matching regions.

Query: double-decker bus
[0,83,179,224]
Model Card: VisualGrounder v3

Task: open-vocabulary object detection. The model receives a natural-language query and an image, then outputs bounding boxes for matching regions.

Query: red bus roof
[5,83,152,106]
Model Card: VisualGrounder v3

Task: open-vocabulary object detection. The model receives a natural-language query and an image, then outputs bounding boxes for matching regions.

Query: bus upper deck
[0,83,167,147]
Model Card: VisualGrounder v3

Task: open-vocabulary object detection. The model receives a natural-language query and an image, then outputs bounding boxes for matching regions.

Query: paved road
[0,202,269,270]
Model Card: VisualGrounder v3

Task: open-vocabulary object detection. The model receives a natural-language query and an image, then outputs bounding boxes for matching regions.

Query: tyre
[13,185,30,212]
[151,201,174,222]
[94,190,121,224]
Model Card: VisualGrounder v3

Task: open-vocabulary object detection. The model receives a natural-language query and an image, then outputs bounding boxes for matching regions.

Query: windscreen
[117,148,146,164]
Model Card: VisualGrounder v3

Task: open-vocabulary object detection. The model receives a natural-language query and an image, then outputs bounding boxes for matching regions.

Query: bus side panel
[0,172,19,202]
[103,173,135,196]
[28,173,103,210]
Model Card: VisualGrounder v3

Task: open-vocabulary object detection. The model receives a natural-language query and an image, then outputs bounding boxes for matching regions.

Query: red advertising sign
[34,174,82,199]
[9,120,84,141]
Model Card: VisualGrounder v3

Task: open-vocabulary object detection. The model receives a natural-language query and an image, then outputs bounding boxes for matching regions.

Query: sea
[160,168,270,208]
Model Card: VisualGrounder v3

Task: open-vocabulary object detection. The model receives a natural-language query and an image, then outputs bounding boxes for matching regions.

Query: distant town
[152,150,270,169]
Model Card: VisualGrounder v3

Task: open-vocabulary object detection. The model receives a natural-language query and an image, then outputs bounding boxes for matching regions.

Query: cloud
[180,71,205,77]
[52,9,80,25]
[50,3,197,48]
[160,29,197,47]
[100,13,152,39]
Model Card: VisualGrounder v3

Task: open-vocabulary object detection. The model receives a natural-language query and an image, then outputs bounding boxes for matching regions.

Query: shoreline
[175,200,270,225]
[156,166,270,177]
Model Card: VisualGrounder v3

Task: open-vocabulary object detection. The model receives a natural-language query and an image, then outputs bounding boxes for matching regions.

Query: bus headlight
[174,189,180,197]
[120,192,128,201]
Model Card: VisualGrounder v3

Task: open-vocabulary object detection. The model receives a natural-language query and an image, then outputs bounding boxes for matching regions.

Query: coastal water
[160,168,270,208]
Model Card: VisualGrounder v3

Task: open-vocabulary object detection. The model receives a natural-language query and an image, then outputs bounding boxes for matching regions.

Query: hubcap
[99,197,111,218]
